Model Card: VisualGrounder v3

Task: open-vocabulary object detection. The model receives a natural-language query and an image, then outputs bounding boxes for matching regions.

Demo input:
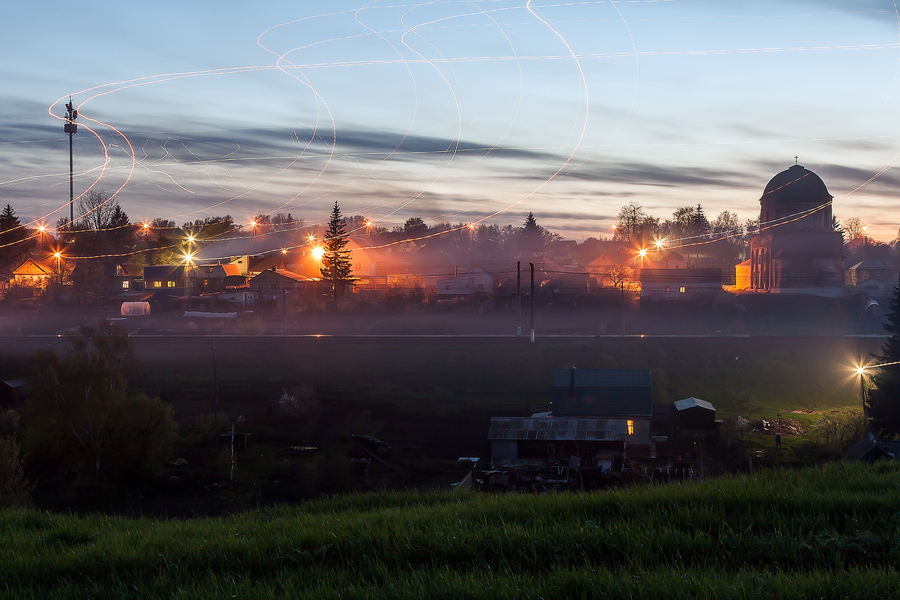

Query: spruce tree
[321,201,353,306]
[0,204,32,276]
[867,280,900,437]
[519,212,547,257]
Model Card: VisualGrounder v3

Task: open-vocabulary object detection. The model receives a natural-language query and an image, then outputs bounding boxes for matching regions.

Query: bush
[104,394,178,482]
[0,435,31,507]
[809,409,867,453]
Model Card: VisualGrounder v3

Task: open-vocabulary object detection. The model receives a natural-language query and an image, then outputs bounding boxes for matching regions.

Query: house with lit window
[142,265,189,300]
[638,268,723,300]
[489,369,653,462]
[12,257,56,287]
[69,261,141,297]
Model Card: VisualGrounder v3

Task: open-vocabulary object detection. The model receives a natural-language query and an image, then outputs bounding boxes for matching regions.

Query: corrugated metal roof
[551,369,652,417]
[552,368,651,388]
[674,397,716,412]
[488,417,625,441]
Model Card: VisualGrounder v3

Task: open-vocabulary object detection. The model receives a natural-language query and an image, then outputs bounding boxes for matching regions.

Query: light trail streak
[4,0,898,262]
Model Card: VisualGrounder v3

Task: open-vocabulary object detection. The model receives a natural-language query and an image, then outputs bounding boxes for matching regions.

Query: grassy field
[3,461,900,599]
[123,335,881,448]
[1,334,883,512]
[1,334,881,453]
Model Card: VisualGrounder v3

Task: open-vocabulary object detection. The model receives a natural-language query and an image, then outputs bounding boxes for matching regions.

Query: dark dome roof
[761,165,831,204]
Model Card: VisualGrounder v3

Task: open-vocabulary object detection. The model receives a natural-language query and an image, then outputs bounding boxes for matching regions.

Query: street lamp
[184,252,194,297]
[637,248,648,266]
[53,251,63,286]
[857,364,869,417]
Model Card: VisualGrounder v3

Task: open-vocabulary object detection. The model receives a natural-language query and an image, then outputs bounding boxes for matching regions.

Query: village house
[11,257,56,287]
[478,369,723,491]
[639,268,723,300]
[846,258,900,298]
[437,266,494,296]
[247,268,313,309]
[69,260,142,296]
[483,369,654,490]
[142,265,190,301]
[191,263,244,293]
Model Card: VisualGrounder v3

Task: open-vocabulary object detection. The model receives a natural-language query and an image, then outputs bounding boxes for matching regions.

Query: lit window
[627,420,634,435]
[679,286,686,294]
[152,281,162,288]
[122,281,129,289]
[167,281,175,288]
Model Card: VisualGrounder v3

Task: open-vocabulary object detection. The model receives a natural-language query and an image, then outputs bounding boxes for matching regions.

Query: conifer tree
[867,280,900,437]
[0,204,33,276]
[321,202,353,306]
[519,212,547,257]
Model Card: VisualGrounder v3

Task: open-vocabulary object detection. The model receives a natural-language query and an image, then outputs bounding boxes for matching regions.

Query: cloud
[528,160,761,190]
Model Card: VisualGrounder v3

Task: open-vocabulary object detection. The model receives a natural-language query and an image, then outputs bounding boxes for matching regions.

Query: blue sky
[3,0,900,246]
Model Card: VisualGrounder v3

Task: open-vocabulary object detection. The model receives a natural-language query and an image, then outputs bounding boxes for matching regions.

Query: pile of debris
[751,418,804,437]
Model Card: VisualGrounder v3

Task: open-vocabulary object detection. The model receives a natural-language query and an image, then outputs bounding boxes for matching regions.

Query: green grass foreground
[4,462,900,599]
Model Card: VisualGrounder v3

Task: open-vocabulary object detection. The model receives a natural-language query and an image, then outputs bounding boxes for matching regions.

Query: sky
[3,0,900,250]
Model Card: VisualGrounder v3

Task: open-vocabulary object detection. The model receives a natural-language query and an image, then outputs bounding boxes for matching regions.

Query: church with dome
[747,164,844,294]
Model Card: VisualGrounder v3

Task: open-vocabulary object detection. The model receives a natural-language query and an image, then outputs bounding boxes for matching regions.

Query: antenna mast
[64,98,78,224]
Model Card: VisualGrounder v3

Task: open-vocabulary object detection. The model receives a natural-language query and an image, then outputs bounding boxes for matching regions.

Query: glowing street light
[856,363,871,417]
[53,251,63,285]
[184,252,194,296]
[654,237,666,261]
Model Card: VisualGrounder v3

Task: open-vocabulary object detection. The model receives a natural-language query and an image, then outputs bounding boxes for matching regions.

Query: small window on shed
[627,420,634,436]
[679,286,686,294]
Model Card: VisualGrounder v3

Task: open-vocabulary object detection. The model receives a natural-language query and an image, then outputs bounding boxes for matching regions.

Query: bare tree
[77,190,122,231]
[843,217,866,240]
[615,202,657,244]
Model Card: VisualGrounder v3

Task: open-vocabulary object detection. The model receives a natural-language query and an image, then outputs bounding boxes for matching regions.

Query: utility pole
[64,98,78,224]
[516,261,522,336]
[530,262,535,343]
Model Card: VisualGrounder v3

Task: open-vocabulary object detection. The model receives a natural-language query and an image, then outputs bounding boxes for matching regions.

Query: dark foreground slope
[3,462,900,599]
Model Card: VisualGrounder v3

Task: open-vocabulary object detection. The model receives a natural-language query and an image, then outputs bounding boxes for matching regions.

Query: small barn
[673,397,716,432]
[0,378,26,407]
[844,432,900,463]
